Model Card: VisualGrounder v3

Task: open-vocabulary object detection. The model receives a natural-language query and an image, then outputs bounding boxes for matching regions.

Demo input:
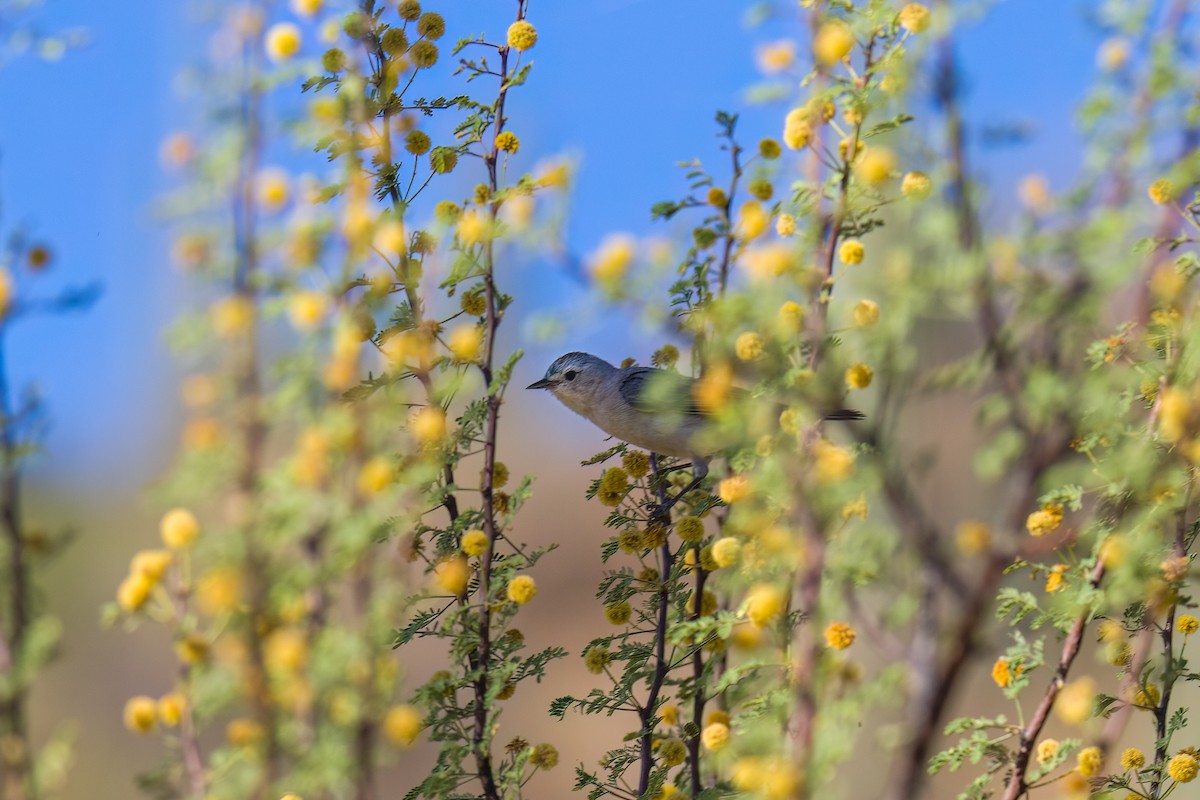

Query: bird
[526,352,863,513]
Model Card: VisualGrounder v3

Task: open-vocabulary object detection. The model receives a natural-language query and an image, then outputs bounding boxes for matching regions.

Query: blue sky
[0,0,1102,492]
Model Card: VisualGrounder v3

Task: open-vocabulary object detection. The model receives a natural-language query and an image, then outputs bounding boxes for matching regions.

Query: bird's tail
[823,409,866,421]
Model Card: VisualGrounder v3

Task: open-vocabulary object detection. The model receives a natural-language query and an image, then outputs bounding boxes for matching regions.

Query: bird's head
[526,352,615,413]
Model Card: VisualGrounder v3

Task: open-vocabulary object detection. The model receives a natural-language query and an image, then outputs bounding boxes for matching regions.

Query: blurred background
[0,0,1135,796]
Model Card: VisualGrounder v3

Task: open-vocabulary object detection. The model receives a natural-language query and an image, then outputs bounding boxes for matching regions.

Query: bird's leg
[647,457,709,523]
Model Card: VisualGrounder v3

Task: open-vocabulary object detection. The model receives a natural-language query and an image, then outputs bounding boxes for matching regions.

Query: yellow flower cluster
[839,239,865,264]
[597,466,629,506]
[117,549,173,612]
[1168,752,1198,783]
[845,362,873,390]
[507,20,537,51]
[160,508,200,549]
[1077,746,1102,777]
[1025,505,1063,537]
[383,704,422,747]
[1178,614,1199,635]
[823,621,856,649]
[1121,748,1145,770]
[507,575,537,604]
[813,22,854,65]
[1035,738,1058,764]
[584,645,611,675]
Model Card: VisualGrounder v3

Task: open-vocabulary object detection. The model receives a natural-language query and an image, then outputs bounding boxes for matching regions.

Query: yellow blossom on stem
[718,475,751,504]
[123,696,158,734]
[1077,746,1102,777]
[530,743,558,769]
[991,658,1013,688]
[1168,752,1199,783]
[898,4,931,33]
[461,529,488,557]
[901,171,932,199]
[265,23,302,62]
[839,239,865,265]
[1148,178,1175,205]
[433,557,469,596]
[160,508,200,548]
[1036,738,1058,764]
[853,299,880,327]
[813,21,854,65]
[845,362,873,390]
[824,621,855,649]
[383,704,422,747]
[783,109,813,150]
[157,693,186,727]
[701,722,730,751]
[745,584,785,628]
[735,332,764,361]
[507,575,537,604]
[813,440,854,483]
[1054,676,1097,725]
[507,20,537,51]
[1121,748,1145,770]
[856,147,896,185]
[1025,505,1063,537]
[1178,615,1199,635]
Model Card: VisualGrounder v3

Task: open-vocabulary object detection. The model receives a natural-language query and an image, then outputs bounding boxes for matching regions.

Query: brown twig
[1000,561,1106,800]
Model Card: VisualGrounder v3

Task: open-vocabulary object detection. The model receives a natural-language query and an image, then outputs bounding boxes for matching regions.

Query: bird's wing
[618,367,709,417]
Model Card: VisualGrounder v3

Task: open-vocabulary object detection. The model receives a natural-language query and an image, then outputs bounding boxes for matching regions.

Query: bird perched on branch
[527,352,863,512]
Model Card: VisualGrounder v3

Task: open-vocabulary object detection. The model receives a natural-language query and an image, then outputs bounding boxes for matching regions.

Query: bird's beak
[526,378,552,390]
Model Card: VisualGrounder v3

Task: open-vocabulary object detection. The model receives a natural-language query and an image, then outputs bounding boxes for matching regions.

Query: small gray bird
[526,352,862,510]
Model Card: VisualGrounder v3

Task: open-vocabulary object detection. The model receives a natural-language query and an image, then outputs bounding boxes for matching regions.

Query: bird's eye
[564,370,577,382]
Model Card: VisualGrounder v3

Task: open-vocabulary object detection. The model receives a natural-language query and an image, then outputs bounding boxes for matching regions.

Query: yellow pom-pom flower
[1148,178,1175,205]
[1178,615,1199,635]
[507,575,537,604]
[124,696,158,734]
[718,475,751,504]
[383,704,422,747]
[1025,505,1063,537]
[737,200,769,240]
[898,3,931,33]
[160,508,200,549]
[813,22,854,65]
[358,456,393,496]
[411,406,448,445]
[288,290,328,332]
[711,537,741,568]
[1121,748,1145,771]
[735,332,764,361]
[1169,752,1199,783]
[1077,746,1102,777]
[507,20,538,51]
[701,722,730,752]
[495,131,520,153]
[991,658,1012,688]
[1035,738,1058,764]
[434,557,469,596]
[157,693,187,727]
[845,362,873,390]
[856,147,896,185]
[838,239,865,264]
[131,550,172,583]
[290,0,322,17]
[783,108,813,150]
[901,171,932,199]
[590,234,635,286]
[530,743,559,769]
[265,23,302,62]
[605,600,632,624]
[657,737,687,767]
[461,529,488,557]
[823,621,855,650]
[447,325,483,362]
[745,584,785,628]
